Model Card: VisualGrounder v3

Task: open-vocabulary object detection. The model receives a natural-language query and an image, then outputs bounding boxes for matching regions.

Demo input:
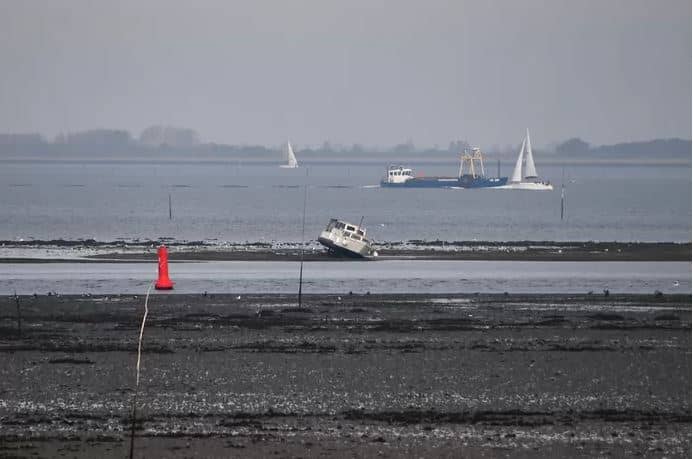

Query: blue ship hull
[380,175,508,189]
[459,175,508,188]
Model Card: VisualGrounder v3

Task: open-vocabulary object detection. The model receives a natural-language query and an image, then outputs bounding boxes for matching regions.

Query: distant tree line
[0,128,689,158]
[140,126,199,148]
[554,137,691,157]
[0,126,201,155]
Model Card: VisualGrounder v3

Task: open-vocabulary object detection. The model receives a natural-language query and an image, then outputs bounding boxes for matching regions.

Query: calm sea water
[0,159,690,243]
[0,260,689,295]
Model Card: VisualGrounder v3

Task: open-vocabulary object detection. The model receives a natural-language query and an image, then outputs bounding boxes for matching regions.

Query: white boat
[280,141,299,168]
[318,218,378,258]
[498,129,553,190]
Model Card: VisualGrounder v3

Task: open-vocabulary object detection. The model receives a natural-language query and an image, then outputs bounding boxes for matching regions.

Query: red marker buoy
[155,245,174,290]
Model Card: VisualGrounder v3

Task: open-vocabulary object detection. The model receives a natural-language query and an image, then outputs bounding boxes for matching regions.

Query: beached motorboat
[318,218,378,258]
[380,147,507,188]
[280,141,299,168]
[497,129,553,190]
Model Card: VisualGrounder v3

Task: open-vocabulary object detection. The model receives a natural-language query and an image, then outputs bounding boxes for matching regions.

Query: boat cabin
[385,165,414,184]
[319,218,377,257]
[324,219,368,242]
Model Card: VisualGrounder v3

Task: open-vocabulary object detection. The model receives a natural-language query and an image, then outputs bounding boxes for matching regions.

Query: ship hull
[318,236,370,258]
[496,182,554,191]
[380,176,508,188]
[458,176,508,188]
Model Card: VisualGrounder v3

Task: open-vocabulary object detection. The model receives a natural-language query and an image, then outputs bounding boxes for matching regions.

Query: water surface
[1,260,689,295]
[0,160,690,242]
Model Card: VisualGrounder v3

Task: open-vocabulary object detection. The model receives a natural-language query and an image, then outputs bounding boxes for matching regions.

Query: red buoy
[155,245,174,290]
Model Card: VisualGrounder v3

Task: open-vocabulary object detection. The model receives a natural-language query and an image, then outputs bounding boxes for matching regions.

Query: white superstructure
[383,165,414,184]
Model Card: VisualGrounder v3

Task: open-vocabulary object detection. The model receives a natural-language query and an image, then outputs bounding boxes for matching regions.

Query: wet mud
[0,293,690,457]
[1,239,690,262]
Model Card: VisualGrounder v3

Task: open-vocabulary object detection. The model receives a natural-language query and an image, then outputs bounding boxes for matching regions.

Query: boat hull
[318,236,371,258]
[458,175,508,188]
[380,176,508,188]
[496,182,554,191]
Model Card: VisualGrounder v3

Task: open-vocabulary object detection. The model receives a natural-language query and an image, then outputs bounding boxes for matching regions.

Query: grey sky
[0,0,690,148]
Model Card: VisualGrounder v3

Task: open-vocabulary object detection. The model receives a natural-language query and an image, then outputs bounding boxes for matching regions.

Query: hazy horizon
[0,1,690,149]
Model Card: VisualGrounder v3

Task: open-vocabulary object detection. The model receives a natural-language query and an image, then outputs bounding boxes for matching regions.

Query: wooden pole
[298,185,308,308]
[129,283,153,459]
[14,291,21,338]
[560,167,565,221]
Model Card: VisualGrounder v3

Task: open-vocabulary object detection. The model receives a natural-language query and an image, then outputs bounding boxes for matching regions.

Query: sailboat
[280,141,299,168]
[500,129,553,190]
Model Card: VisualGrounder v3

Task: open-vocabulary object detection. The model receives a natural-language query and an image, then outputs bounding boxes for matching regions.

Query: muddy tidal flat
[1,240,690,263]
[0,293,690,458]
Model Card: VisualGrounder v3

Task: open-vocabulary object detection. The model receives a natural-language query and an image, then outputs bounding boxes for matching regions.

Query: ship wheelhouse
[385,165,414,184]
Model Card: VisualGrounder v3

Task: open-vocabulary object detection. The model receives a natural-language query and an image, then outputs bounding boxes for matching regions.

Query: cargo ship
[380,147,507,188]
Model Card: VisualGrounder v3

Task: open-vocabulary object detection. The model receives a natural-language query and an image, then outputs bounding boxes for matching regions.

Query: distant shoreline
[1,132,690,165]
[0,154,690,167]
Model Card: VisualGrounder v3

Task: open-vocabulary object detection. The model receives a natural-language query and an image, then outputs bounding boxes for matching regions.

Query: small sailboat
[500,129,553,190]
[280,141,299,168]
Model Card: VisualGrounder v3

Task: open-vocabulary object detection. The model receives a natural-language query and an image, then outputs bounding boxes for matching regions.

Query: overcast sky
[0,0,690,148]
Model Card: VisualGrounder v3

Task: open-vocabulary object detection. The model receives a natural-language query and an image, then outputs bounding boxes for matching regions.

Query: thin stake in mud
[298,184,308,309]
[129,282,154,459]
[560,167,566,221]
[14,291,21,338]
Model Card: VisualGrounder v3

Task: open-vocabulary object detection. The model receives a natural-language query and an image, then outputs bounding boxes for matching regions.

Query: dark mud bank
[0,293,690,458]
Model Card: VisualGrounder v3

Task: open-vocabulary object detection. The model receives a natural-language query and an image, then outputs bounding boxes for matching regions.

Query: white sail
[524,128,537,179]
[510,137,525,183]
[498,129,553,190]
[282,141,299,168]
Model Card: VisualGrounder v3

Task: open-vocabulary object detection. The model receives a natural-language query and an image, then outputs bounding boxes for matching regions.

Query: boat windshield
[389,167,412,176]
